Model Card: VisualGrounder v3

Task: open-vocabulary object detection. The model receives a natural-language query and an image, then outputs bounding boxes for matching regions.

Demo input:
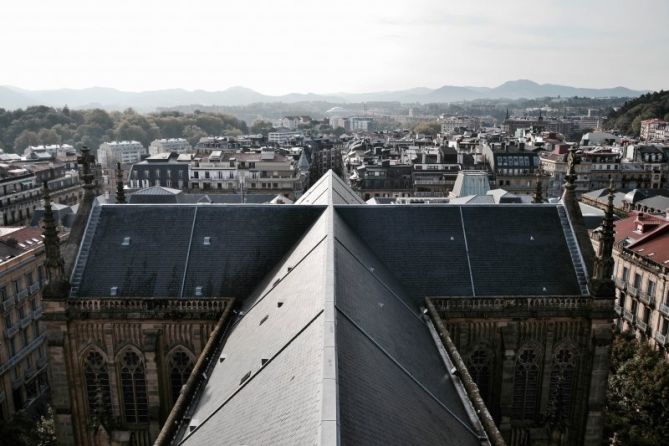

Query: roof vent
[203,236,211,246]
[189,419,200,432]
[259,315,269,325]
[261,358,269,366]
[110,286,118,296]
[121,236,131,246]
[219,354,227,363]
[530,235,534,241]
[277,301,284,308]
[240,370,252,385]
[195,286,203,297]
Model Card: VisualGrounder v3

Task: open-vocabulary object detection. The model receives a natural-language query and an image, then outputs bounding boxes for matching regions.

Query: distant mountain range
[0,80,647,110]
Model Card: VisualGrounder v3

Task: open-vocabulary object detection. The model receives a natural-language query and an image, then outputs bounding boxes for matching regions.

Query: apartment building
[97,141,146,169]
[189,149,301,197]
[127,152,190,190]
[640,118,668,142]
[440,116,481,134]
[0,227,54,420]
[148,138,192,156]
[609,211,669,357]
[0,162,82,226]
[267,131,303,146]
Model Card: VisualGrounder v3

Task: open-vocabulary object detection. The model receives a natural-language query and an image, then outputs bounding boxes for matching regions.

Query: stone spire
[532,170,543,204]
[592,180,615,282]
[42,182,68,298]
[78,145,97,197]
[561,148,577,201]
[116,162,126,204]
[62,146,98,276]
[561,148,596,279]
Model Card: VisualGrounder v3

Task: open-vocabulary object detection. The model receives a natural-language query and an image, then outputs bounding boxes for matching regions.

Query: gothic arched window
[512,344,542,420]
[548,344,578,420]
[119,350,148,423]
[467,347,493,404]
[168,349,194,405]
[83,351,112,422]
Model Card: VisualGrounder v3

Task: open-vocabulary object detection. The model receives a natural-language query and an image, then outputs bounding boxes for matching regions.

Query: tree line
[0,106,249,153]
[605,330,669,445]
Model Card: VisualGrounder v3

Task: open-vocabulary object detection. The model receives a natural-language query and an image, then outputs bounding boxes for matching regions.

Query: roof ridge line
[243,235,327,316]
[459,207,477,297]
[179,206,199,298]
[334,236,423,322]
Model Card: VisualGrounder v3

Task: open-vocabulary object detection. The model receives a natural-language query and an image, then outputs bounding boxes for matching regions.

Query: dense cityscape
[1,0,668,445]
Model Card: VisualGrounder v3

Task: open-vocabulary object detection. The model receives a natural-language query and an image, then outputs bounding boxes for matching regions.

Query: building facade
[97,142,146,170]
[0,161,82,226]
[608,211,669,357]
[148,139,192,156]
[0,227,52,422]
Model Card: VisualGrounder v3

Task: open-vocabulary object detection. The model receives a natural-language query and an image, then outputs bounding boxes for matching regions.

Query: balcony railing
[636,319,648,332]
[660,303,669,316]
[0,334,46,375]
[28,282,40,294]
[623,310,634,323]
[627,286,639,298]
[614,303,622,315]
[615,278,627,290]
[2,297,15,311]
[655,332,667,346]
[16,289,28,302]
[414,178,448,185]
[20,314,32,329]
[639,292,655,307]
[4,325,18,338]
[32,307,43,319]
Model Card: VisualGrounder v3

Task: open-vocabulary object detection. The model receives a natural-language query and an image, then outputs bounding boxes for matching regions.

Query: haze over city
[1,1,669,446]
[1,0,667,94]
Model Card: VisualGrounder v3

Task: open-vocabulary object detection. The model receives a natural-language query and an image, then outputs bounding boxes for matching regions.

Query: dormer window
[203,237,211,246]
[122,237,131,246]
[195,286,203,297]
[110,286,118,296]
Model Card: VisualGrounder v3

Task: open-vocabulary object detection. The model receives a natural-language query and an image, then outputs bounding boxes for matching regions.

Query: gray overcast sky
[1,0,667,94]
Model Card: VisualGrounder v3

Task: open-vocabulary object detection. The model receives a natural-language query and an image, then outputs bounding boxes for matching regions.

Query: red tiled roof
[0,227,44,252]
[614,211,669,267]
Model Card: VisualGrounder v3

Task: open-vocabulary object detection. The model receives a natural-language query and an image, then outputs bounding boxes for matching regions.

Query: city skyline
[1,0,667,95]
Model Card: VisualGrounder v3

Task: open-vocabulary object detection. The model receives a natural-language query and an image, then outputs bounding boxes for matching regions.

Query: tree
[37,128,61,145]
[605,331,669,445]
[14,130,40,151]
[250,120,274,137]
[413,121,441,135]
[0,410,42,446]
[183,124,207,146]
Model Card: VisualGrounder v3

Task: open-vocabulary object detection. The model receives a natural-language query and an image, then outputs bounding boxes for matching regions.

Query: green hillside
[605,90,669,135]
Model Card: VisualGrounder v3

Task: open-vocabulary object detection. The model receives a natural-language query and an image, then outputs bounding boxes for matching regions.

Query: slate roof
[336,205,584,300]
[73,205,325,298]
[179,187,483,446]
[70,170,589,445]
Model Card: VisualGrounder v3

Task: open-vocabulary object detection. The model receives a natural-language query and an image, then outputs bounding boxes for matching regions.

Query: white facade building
[97,141,146,168]
[148,138,192,155]
[268,131,303,145]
